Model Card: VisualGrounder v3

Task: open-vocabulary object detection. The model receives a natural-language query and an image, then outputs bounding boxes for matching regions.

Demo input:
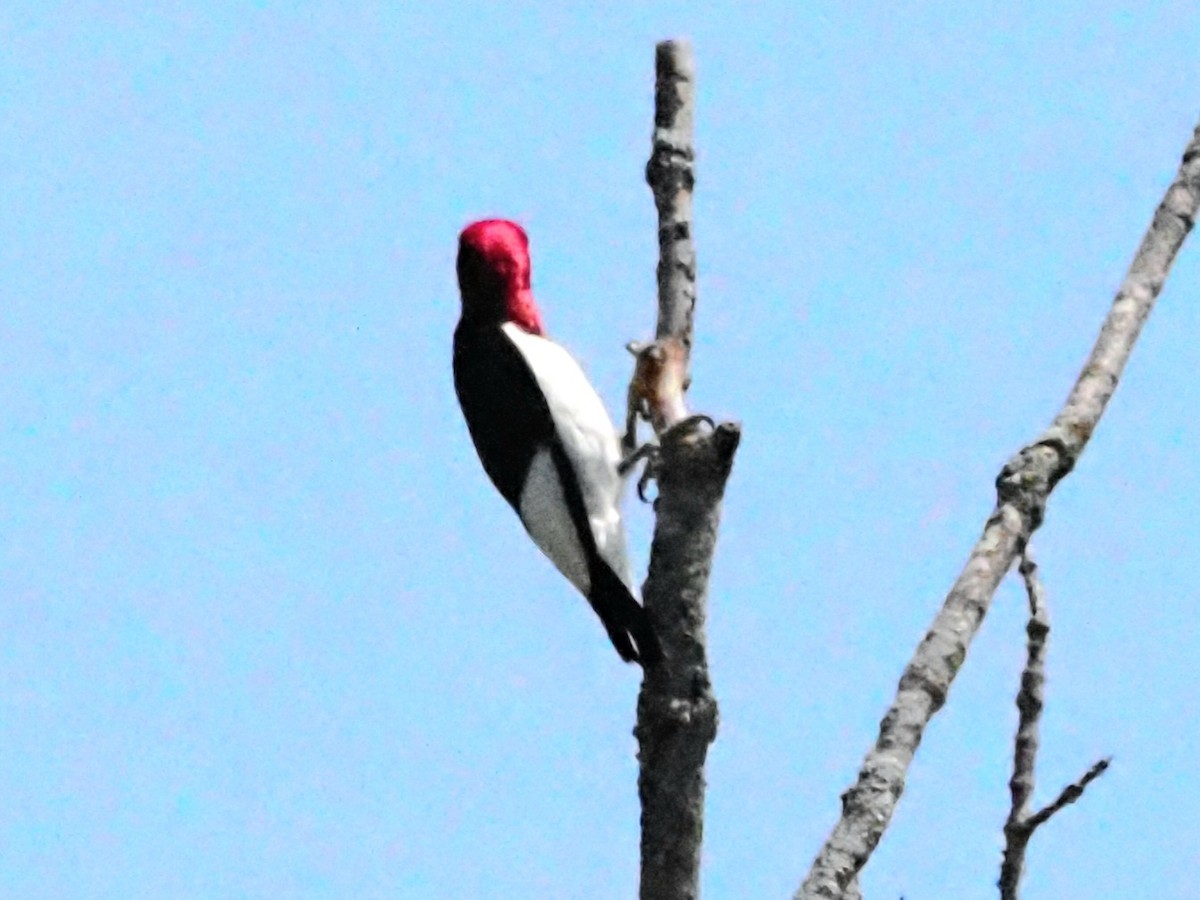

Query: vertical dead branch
[999,552,1110,900]
[1000,552,1052,898]
[796,121,1200,900]
[634,40,740,900]
[648,43,698,356]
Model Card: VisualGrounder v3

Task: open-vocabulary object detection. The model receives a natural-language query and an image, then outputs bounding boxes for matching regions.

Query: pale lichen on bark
[796,121,1200,900]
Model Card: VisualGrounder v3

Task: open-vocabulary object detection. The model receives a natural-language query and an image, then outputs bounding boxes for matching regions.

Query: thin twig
[634,40,740,900]
[797,120,1200,900]
[1025,758,1111,831]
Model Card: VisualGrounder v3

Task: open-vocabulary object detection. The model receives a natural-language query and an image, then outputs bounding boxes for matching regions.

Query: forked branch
[998,551,1111,899]
[797,121,1200,900]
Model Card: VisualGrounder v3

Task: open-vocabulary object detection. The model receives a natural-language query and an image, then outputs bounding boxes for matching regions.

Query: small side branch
[1025,758,1111,831]
[796,120,1200,900]
[998,552,1110,900]
[634,40,740,900]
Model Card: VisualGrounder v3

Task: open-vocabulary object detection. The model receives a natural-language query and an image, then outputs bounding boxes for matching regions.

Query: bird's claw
[636,454,658,502]
[619,441,661,502]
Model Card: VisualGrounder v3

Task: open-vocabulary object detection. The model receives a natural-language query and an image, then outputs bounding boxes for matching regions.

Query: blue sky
[2,3,1198,898]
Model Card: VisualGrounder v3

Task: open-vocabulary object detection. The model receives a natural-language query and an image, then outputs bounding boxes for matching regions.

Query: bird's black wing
[452,321,556,509]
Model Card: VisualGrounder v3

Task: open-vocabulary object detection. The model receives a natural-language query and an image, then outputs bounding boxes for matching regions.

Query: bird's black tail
[589,563,663,668]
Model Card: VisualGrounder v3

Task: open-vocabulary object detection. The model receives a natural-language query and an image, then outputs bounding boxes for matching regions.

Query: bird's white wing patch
[518,446,590,594]
[502,323,638,597]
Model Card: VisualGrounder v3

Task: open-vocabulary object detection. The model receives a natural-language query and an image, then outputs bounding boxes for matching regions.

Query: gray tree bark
[632,40,740,900]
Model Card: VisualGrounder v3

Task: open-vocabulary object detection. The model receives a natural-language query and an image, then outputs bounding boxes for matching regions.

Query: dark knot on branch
[995,437,1075,532]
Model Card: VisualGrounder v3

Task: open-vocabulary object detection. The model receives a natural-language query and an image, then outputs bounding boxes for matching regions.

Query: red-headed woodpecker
[453,219,661,667]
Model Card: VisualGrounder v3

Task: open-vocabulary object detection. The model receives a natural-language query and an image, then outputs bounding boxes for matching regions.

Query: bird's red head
[457,219,545,335]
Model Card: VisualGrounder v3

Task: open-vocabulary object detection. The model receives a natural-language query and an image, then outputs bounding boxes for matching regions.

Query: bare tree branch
[634,40,740,900]
[1008,553,1051,819]
[999,552,1109,900]
[797,120,1200,900]
[1000,552,1052,895]
[647,43,698,358]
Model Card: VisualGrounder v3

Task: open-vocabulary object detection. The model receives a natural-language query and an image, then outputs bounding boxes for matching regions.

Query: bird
[452,218,661,667]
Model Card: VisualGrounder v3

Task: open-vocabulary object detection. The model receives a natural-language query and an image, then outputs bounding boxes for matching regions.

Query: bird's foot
[619,440,660,502]
[619,416,715,502]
